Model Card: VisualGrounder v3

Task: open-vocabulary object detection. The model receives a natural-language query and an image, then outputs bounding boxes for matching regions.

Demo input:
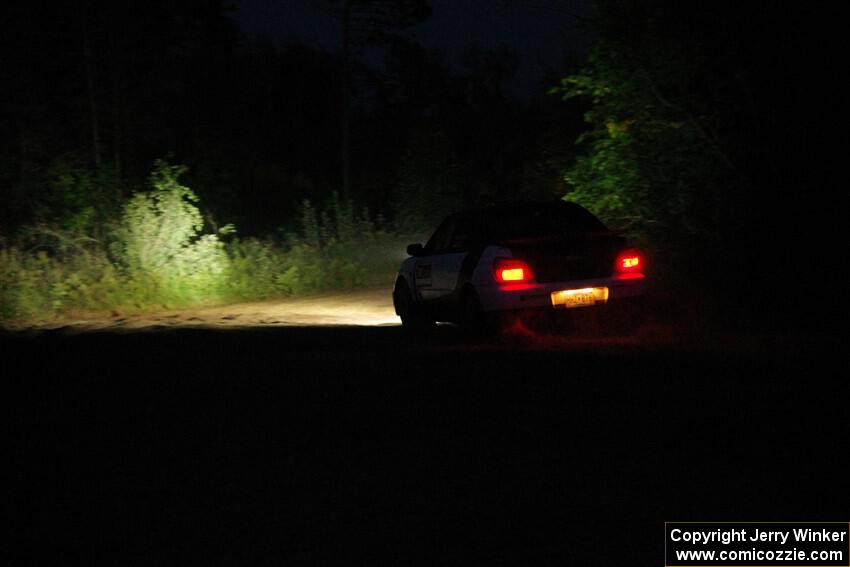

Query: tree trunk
[340,0,352,203]
[110,30,122,179]
[83,15,102,169]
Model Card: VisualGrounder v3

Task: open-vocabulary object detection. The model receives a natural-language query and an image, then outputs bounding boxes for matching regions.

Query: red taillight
[615,249,643,273]
[493,258,535,283]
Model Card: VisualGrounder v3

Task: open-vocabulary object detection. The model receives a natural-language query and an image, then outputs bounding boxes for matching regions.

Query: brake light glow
[500,268,526,281]
[616,249,643,273]
[621,256,640,269]
[494,258,535,283]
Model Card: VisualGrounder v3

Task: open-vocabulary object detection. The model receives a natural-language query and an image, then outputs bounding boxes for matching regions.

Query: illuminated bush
[115,160,229,306]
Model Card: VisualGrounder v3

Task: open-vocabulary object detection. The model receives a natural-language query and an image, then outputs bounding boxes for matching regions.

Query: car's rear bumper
[476,274,647,313]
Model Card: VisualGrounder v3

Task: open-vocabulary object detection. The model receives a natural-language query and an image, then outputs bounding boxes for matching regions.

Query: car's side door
[429,214,473,298]
[413,216,453,301]
[414,214,470,301]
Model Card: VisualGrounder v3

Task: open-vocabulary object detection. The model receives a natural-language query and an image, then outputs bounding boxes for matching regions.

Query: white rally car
[392,201,647,331]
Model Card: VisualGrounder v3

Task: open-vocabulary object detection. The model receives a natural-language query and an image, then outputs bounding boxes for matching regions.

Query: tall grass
[221,193,403,301]
[0,245,120,321]
[0,164,408,326]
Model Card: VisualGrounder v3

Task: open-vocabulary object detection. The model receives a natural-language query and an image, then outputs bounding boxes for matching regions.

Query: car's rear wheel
[394,281,433,332]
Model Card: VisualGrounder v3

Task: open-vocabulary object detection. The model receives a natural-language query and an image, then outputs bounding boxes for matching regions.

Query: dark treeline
[2,0,845,329]
[1,0,581,238]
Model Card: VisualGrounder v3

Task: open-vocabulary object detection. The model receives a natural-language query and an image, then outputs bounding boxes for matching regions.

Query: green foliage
[219,193,404,302]
[222,238,290,301]
[551,5,805,322]
[0,244,126,322]
[551,44,720,239]
[44,156,124,232]
[114,160,229,306]
[269,193,401,295]
[0,162,407,327]
[275,242,365,296]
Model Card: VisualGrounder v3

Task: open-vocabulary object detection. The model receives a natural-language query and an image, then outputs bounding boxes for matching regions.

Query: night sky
[232,0,593,96]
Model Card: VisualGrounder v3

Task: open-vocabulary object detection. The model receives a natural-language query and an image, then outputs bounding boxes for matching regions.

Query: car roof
[445,200,609,237]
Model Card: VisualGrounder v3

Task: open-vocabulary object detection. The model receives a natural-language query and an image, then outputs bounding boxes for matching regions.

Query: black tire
[394,281,433,332]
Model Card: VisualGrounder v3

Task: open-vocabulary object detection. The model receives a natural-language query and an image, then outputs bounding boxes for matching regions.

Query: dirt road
[35,287,400,331]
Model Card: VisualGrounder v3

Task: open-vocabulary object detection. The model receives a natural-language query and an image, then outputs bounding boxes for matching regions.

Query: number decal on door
[415,263,432,285]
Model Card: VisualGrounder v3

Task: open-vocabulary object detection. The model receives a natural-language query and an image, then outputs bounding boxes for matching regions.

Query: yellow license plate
[551,287,609,309]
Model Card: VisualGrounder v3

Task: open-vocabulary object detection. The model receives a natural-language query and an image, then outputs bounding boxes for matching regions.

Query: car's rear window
[483,202,606,241]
